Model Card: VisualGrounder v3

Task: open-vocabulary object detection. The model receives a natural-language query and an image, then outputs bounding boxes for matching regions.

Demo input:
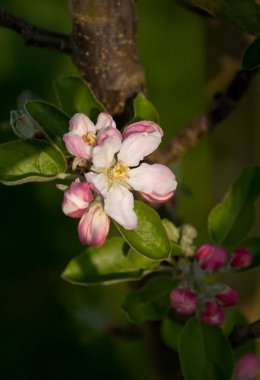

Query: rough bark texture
[69,0,145,117]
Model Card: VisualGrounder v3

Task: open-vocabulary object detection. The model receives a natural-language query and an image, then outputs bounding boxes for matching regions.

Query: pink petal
[122,120,163,140]
[127,163,177,202]
[95,112,116,130]
[104,184,137,229]
[92,136,121,169]
[96,127,122,145]
[69,113,95,136]
[62,181,93,218]
[85,172,109,197]
[78,203,110,246]
[117,131,162,167]
[63,132,93,159]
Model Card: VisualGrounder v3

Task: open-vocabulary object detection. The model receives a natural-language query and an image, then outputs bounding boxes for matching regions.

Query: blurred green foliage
[0,0,259,379]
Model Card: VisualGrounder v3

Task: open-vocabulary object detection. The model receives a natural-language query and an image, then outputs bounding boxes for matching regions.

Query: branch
[0,7,72,54]
[150,68,257,164]
[229,319,260,348]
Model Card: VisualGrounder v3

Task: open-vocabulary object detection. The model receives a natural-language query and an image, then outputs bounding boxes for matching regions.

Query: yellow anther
[83,132,96,147]
[108,162,130,182]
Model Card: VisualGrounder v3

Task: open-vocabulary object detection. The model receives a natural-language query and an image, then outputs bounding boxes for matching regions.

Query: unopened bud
[235,353,260,380]
[180,224,198,257]
[200,301,224,326]
[215,286,239,307]
[170,287,197,315]
[230,247,253,270]
[196,244,228,272]
[162,219,180,242]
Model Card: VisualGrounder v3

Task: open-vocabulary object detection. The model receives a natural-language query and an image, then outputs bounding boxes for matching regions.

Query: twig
[0,7,72,54]
[229,319,260,348]
[150,69,257,164]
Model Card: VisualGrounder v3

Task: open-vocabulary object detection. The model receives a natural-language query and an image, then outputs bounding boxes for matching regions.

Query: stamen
[83,132,96,147]
[108,162,130,182]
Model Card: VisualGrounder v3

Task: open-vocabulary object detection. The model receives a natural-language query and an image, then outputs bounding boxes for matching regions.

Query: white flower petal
[117,132,162,167]
[69,113,95,136]
[104,184,137,230]
[85,172,109,197]
[128,163,177,196]
[63,132,93,159]
[95,112,116,130]
[92,136,121,169]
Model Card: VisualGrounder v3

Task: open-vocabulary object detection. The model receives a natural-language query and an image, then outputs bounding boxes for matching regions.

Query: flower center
[107,162,130,183]
[83,132,96,147]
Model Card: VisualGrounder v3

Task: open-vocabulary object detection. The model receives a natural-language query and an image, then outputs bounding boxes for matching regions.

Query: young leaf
[208,166,260,247]
[121,276,176,323]
[242,37,260,70]
[115,201,171,260]
[10,110,37,139]
[55,76,105,119]
[62,237,159,286]
[25,101,69,154]
[179,317,234,380]
[161,318,185,352]
[183,0,260,35]
[133,93,159,123]
[0,140,67,185]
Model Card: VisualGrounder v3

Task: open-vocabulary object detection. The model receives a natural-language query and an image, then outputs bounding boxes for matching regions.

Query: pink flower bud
[200,301,225,326]
[235,353,260,380]
[170,287,197,315]
[215,286,239,307]
[195,244,228,272]
[62,181,93,218]
[78,202,110,247]
[230,247,253,270]
[122,120,163,140]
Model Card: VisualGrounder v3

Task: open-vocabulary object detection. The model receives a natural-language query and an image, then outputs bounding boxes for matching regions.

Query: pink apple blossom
[215,286,239,307]
[230,247,253,270]
[85,119,177,229]
[235,353,260,380]
[63,112,120,159]
[170,287,197,315]
[62,181,109,246]
[200,301,225,326]
[195,243,228,272]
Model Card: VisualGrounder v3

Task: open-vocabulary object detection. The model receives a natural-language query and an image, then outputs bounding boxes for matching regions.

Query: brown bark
[68,0,145,117]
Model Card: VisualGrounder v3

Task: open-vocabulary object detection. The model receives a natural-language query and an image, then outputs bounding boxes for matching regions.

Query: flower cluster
[170,244,253,325]
[61,112,177,246]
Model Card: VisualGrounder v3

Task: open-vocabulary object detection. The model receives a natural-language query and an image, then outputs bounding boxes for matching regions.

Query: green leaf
[161,318,185,352]
[25,101,69,154]
[115,201,171,260]
[183,0,260,35]
[208,166,260,247]
[133,93,159,123]
[179,317,234,380]
[121,276,176,323]
[242,37,260,70]
[242,237,260,271]
[55,76,105,119]
[62,237,159,286]
[10,110,37,139]
[0,140,67,185]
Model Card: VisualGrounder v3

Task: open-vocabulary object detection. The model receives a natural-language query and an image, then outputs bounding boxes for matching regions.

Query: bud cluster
[170,243,253,326]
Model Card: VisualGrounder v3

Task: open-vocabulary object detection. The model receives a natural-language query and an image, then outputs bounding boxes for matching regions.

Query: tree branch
[150,68,257,164]
[229,319,260,348]
[0,7,72,54]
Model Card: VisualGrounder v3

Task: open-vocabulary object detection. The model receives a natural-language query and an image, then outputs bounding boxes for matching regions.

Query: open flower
[85,120,177,229]
[63,112,120,159]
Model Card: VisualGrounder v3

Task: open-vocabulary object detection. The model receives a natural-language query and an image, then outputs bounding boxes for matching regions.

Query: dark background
[0,0,259,379]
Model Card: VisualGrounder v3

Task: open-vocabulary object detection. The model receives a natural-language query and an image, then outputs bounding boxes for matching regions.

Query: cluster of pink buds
[61,112,177,246]
[170,244,253,325]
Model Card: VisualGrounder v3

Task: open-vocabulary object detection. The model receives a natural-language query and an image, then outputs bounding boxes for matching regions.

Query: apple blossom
[170,287,197,315]
[200,301,225,326]
[215,286,239,307]
[234,353,260,380]
[63,112,120,159]
[195,243,228,272]
[230,247,253,270]
[85,119,177,229]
